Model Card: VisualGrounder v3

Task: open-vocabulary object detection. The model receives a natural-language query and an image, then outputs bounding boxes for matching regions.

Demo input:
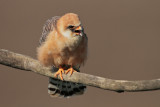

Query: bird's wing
[39,16,61,45]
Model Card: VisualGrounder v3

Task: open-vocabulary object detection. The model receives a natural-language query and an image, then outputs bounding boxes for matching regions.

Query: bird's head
[57,13,84,38]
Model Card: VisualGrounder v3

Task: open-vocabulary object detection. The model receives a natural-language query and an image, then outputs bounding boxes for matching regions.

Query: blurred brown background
[0,0,160,107]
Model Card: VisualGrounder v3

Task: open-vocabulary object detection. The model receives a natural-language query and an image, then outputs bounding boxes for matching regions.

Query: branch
[0,49,160,93]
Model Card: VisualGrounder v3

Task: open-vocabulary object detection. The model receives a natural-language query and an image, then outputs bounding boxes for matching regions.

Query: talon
[65,67,77,76]
[54,67,65,80]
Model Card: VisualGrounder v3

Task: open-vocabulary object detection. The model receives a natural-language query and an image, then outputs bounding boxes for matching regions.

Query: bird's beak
[75,26,82,31]
[74,26,83,36]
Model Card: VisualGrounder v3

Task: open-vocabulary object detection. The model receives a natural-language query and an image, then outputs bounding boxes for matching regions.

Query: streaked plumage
[37,13,88,97]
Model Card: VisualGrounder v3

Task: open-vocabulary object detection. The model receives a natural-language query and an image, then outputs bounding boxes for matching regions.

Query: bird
[37,13,88,97]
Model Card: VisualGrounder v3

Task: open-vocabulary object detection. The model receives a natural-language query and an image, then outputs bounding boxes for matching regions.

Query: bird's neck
[58,33,83,51]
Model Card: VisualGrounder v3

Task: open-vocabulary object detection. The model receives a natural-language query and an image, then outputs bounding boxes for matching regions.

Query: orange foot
[54,67,65,80]
[65,67,77,76]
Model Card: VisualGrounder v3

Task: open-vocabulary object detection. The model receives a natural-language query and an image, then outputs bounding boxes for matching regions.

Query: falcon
[37,13,88,97]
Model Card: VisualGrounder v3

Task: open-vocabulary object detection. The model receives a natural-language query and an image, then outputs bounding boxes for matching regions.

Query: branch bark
[0,49,160,92]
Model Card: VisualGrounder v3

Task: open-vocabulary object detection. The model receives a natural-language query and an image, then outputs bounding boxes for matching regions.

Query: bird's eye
[68,25,75,29]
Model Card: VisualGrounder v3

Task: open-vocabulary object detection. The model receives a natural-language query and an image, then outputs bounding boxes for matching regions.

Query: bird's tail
[48,78,86,98]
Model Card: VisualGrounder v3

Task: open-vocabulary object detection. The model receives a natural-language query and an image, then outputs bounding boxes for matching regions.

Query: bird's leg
[65,66,77,76]
[54,67,65,80]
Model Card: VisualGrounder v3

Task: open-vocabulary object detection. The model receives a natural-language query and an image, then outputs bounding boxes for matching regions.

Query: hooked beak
[75,26,82,30]
[74,26,83,36]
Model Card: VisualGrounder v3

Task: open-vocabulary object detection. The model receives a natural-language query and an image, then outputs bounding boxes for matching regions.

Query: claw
[54,68,65,80]
[65,67,77,76]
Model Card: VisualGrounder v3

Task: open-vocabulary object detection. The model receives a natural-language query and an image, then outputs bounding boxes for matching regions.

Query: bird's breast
[64,36,82,51]
[46,34,87,67]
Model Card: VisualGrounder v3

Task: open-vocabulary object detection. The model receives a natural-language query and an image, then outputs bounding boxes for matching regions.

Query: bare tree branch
[0,49,160,92]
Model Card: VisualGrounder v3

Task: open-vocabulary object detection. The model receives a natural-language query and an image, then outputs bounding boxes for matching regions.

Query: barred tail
[48,78,86,98]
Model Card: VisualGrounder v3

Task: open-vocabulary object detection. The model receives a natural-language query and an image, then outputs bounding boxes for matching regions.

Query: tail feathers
[48,78,86,98]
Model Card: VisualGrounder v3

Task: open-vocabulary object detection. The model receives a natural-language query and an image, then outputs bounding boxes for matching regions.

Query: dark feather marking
[39,16,61,45]
[48,88,56,91]
[49,81,57,86]
[73,88,80,92]
[68,91,74,96]
[79,86,87,89]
